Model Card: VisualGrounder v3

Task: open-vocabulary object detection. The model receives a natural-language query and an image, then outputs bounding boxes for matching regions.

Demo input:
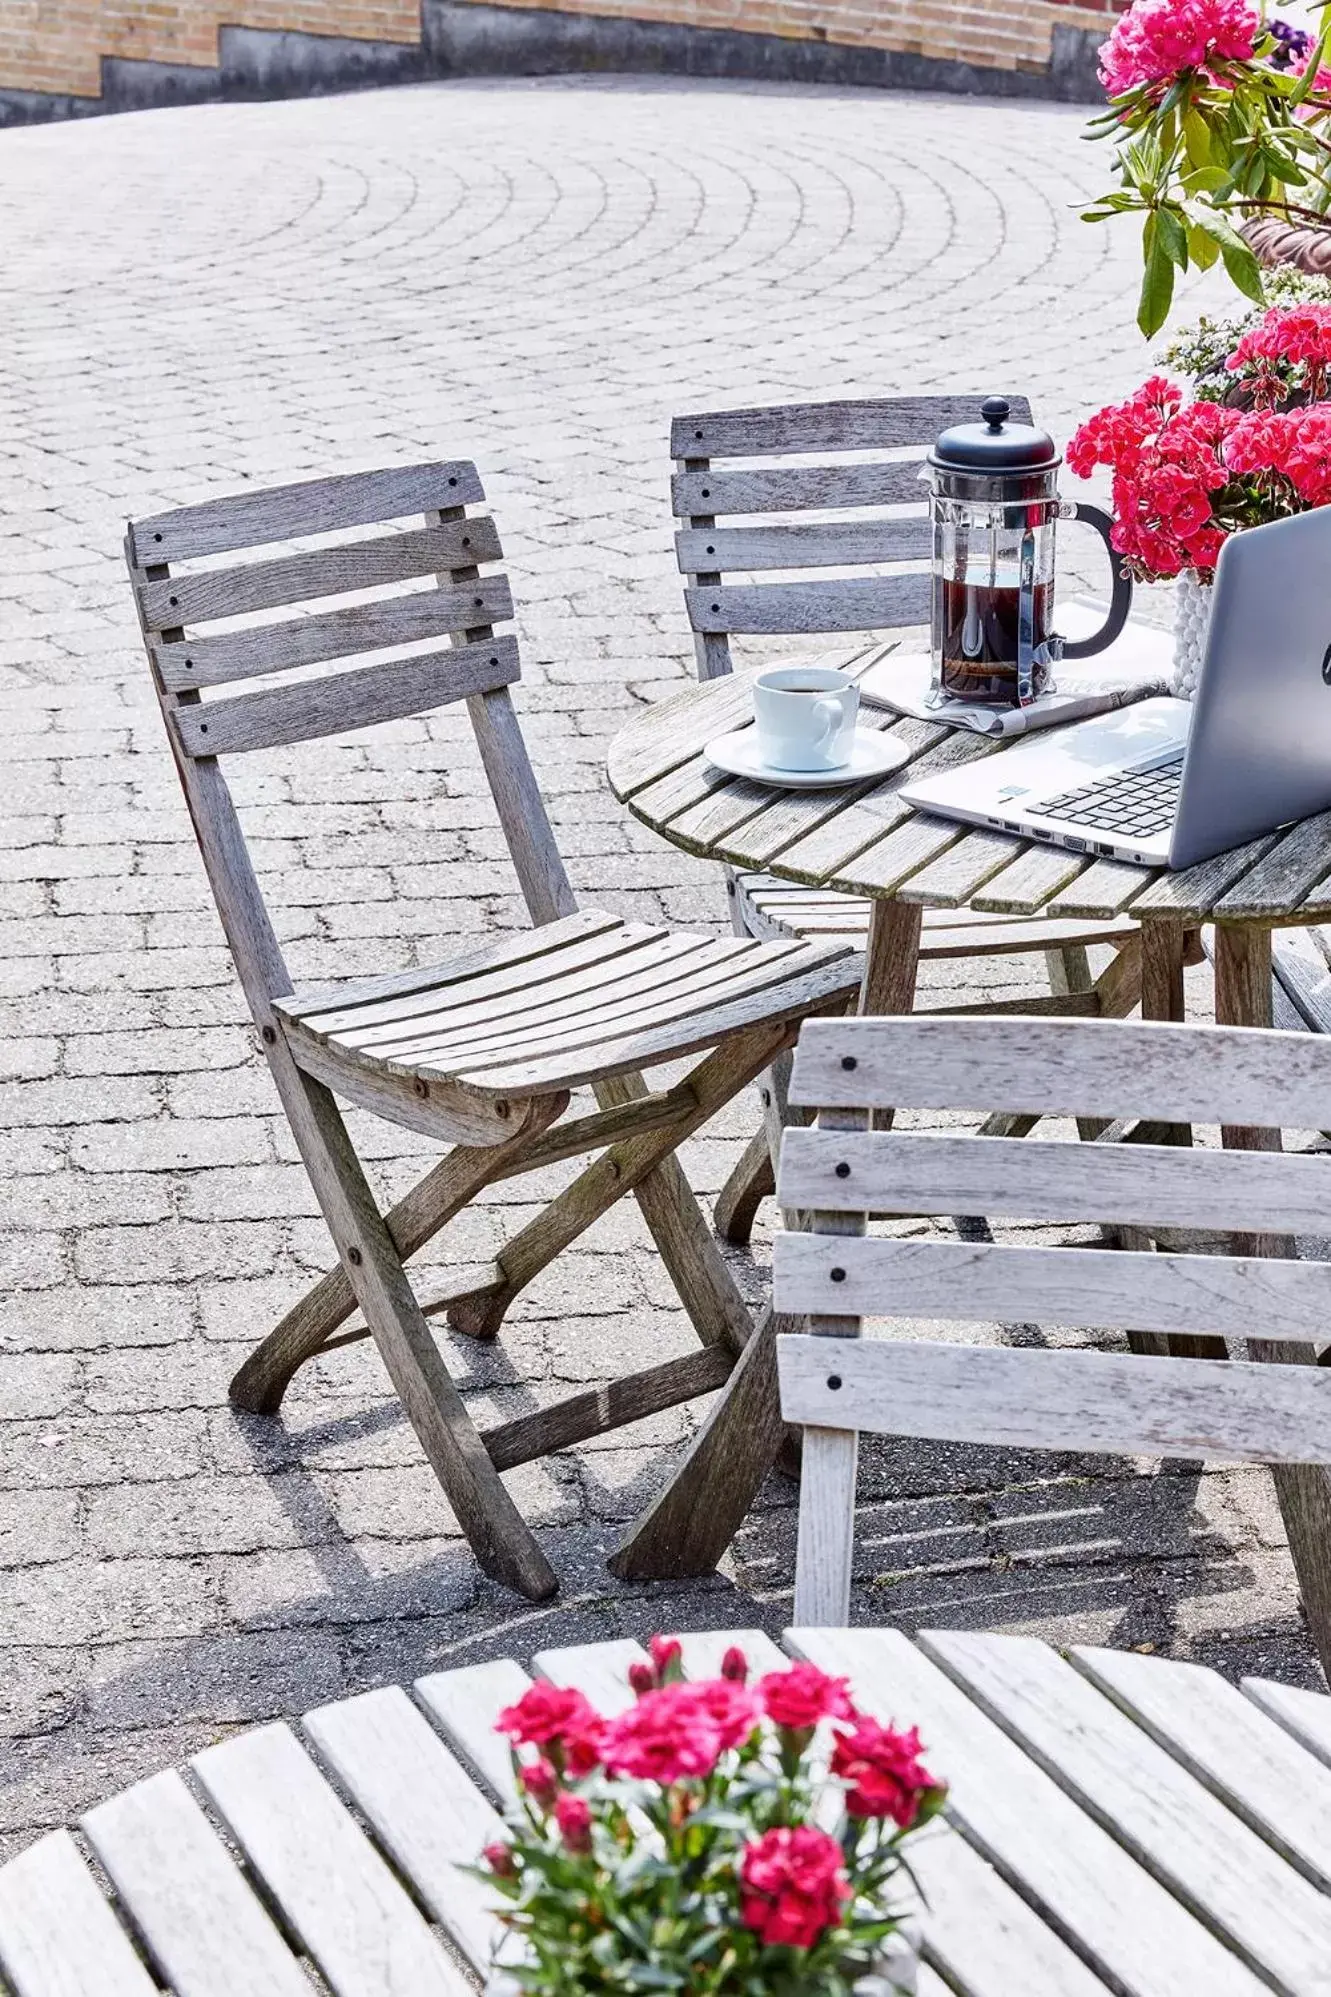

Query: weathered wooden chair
[772,1012,1331,1676]
[126,462,866,1603]
[671,396,1153,1243]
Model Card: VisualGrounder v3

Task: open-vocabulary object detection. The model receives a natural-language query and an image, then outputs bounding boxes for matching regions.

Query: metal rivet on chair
[347,1246,363,1267]
[830,1267,846,1283]
[260,1025,276,1046]
[827,1374,842,1391]
[413,1078,430,1099]
[841,1055,857,1072]
[494,1100,509,1118]
[835,1161,850,1178]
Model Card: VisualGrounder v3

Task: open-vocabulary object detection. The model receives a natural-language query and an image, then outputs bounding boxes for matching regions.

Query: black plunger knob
[980,397,1010,430]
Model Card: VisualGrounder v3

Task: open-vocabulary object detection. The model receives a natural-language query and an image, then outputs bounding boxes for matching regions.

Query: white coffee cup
[753,665,860,771]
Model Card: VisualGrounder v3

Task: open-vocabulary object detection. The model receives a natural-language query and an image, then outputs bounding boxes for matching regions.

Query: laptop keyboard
[1037,754,1185,836]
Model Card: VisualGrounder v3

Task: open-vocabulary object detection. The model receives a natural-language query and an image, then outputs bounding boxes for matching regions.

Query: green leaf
[1186,219,1221,270]
[1182,107,1212,169]
[1292,21,1331,106]
[1156,205,1189,268]
[1138,214,1177,337]
[1184,200,1267,304]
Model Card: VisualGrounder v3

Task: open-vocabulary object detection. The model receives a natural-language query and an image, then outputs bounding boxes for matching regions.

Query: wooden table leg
[1214,921,1331,1681]
[613,898,924,1582]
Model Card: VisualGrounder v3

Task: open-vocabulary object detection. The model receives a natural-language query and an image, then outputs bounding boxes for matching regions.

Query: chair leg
[277,1056,559,1601]
[229,1102,561,1414]
[714,1128,775,1246]
[445,1024,789,1342]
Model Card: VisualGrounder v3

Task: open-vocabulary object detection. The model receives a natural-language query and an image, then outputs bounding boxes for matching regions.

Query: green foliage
[1085,5,1331,336]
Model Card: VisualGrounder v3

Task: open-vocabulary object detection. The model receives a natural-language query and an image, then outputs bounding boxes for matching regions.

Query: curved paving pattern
[0,77,1316,1862]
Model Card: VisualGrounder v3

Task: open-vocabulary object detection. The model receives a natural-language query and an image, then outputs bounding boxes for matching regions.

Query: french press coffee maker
[926,397,1133,709]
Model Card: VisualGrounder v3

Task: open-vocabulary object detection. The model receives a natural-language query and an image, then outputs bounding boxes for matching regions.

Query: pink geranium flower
[1098,0,1259,95]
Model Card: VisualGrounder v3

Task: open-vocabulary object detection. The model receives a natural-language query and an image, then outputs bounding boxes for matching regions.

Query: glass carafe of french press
[927,397,1133,709]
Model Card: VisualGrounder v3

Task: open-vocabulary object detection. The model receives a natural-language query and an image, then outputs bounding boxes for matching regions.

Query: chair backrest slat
[672,393,1030,677]
[674,520,932,574]
[671,398,988,459]
[685,575,930,638]
[778,1127,1331,1235]
[152,576,516,692]
[139,517,505,633]
[788,1015,1331,1131]
[170,635,521,760]
[775,1233,1331,1344]
[777,1336,1331,1467]
[132,462,485,563]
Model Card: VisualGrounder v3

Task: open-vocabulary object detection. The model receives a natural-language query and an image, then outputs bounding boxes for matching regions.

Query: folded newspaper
[858,601,1175,739]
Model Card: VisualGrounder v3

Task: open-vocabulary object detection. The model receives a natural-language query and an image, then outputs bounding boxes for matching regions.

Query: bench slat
[133,463,485,562]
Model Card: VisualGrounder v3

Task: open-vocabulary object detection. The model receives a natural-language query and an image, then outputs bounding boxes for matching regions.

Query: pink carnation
[601,1681,743,1785]
[740,1826,851,1950]
[1098,0,1258,95]
[759,1661,856,1732]
[830,1716,942,1827]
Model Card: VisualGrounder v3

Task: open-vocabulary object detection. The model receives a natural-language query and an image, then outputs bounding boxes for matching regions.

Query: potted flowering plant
[1082,0,1331,333]
[478,1637,946,1995]
[1069,298,1331,687]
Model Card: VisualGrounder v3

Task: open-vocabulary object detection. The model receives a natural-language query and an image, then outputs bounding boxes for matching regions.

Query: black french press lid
[930,396,1059,472]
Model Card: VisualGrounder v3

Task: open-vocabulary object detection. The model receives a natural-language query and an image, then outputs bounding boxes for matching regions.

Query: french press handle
[1058,501,1133,659]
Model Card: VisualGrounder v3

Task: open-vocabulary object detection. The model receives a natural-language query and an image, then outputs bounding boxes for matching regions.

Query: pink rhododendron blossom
[1098,0,1258,95]
[740,1826,851,1949]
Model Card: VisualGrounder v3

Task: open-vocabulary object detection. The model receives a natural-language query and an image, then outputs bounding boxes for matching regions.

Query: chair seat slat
[779,1127,1331,1233]
[154,575,514,689]
[139,517,503,629]
[686,576,930,635]
[777,1334,1331,1465]
[172,634,520,757]
[773,1233,1331,1342]
[670,395,1028,458]
[675,519,932,574]
[0,1831,159,1997]
[133,462,485,563]
[788,1015,1331,1127]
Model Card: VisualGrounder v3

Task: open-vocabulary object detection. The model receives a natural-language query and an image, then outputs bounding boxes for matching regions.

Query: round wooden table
[607,643,1331,1038]
[5,1626,1331,1997]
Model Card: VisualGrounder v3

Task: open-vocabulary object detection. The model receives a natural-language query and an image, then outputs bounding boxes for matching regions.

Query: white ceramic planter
[1172,569,1212,701]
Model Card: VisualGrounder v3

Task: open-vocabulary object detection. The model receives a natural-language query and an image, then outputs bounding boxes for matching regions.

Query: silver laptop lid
[1172,508,1331,869]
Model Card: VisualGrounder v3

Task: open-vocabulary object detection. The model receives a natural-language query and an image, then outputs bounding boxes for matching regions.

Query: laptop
[899,508,1331,871]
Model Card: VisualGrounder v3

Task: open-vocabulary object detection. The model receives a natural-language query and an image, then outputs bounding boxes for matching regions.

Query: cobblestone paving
[0,75,1321,1861]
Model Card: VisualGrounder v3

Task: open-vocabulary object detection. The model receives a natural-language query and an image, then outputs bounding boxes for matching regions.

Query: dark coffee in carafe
[937,578,1054,704]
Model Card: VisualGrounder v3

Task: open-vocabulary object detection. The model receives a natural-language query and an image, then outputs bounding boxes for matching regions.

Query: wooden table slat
[606,673,757,799]
[923,1629,1331,1993]
[770,730,989,887]
[1047,855,1158,919]
[1128,834,1280,918]
[414,1658,533,1805]
[832,814,967,898]
[81,1770,311,1997]
[533,1637,645,1714]
[629,753,734,824]
[1242,1675,1331,1773]
[1211,811,1331,921]
[897,829,1029,909]
[718,715,940,869]
[665,775,778,854]
[969,840,1092,914]
[1072,1646,1331,1893]
[0,1831,158,1997]
[304,1686,504,1974]
[192,1722,469,1997]
[791,1628,1267,1997]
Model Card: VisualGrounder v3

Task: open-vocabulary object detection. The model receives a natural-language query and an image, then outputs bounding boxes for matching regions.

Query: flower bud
[720,1646,748,1684]
[483,1840,517,1877]
[628,1661,655,1697]
[521,1756,559,1806]
[555,1791,593,1853]
[648,1634,684,1684]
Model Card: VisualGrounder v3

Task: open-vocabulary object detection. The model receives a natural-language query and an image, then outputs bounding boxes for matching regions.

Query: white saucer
[703,725,912,789]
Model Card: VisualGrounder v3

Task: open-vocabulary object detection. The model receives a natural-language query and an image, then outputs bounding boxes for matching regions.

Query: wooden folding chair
[126,462,865,1602]
[670,396,1159,1244]
[772,1012,1331,1676]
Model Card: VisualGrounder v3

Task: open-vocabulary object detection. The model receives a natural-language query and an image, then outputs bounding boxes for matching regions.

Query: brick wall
[0,0,1118,103]
[0,3,421,98]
